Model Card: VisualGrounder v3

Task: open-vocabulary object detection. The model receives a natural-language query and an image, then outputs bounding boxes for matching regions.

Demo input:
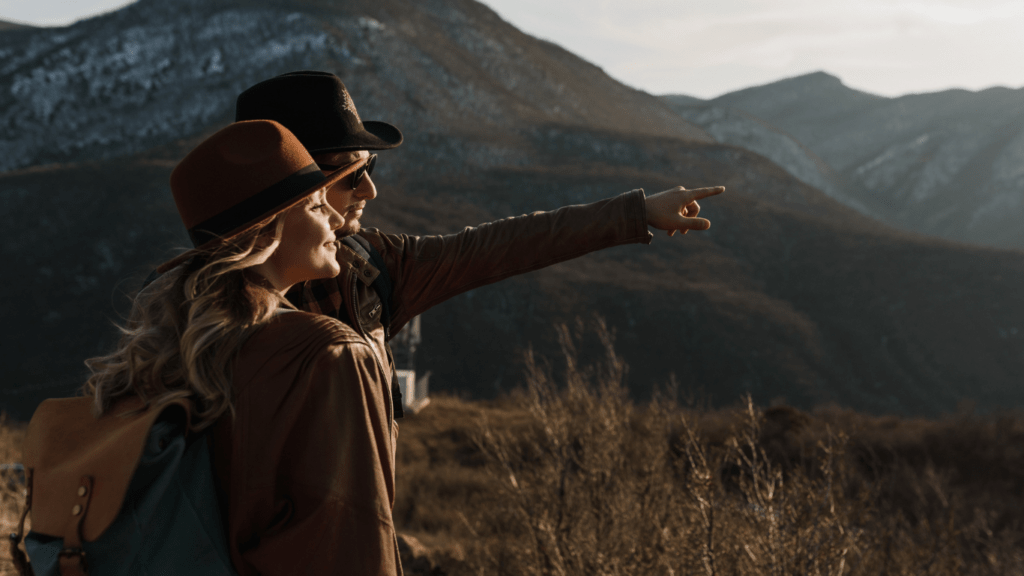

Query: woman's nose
[327,203,345,230]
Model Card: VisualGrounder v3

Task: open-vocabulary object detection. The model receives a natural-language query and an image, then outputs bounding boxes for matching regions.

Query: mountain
[660,97,868,214]
[0,19,35,31]
[0,0,710,174]
[1,0,1023,422]
[665,72,1024,250]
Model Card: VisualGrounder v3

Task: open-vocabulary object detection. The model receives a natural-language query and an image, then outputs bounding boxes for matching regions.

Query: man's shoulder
[356,228,389,253]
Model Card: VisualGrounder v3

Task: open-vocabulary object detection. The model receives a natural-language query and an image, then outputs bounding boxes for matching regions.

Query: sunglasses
[319,154,377,189]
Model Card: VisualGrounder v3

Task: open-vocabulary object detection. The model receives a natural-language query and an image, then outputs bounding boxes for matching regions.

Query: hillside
[0,0,710,174]
[1,0,1023,421]
[660,97,865,213]
[667,72,1024,250]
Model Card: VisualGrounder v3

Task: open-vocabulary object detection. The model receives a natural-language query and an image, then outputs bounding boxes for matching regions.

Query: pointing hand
[645,186,725,236]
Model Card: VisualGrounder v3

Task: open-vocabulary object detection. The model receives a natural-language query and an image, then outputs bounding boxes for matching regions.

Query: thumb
[677,216,711,231]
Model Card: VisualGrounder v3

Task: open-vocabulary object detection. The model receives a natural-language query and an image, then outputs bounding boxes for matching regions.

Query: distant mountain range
[1,0,1022,422]
[663,72,1024,250]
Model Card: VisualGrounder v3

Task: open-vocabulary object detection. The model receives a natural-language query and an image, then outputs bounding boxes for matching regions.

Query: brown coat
[211,312,399,575]
[216,190,652,575]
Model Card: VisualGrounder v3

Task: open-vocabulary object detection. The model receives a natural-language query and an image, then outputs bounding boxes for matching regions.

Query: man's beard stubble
[336,219,361,238]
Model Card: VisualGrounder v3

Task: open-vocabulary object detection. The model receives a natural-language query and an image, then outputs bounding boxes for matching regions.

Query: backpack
[10,396,237,576]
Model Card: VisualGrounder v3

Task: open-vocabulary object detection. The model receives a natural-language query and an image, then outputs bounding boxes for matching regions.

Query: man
[227,70,724,575]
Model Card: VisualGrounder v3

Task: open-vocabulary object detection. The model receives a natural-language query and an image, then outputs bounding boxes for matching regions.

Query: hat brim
[155,157,369,274]
[306,121,403,154]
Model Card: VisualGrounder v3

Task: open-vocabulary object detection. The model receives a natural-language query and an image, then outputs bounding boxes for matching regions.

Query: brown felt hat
[156,119,368,273]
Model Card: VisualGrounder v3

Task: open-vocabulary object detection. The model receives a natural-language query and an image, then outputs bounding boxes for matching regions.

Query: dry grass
[1,414,28,576]
[397,317,1024,575]
[4,317,1024,575]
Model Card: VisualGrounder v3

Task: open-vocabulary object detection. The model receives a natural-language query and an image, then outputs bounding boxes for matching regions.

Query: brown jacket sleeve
[214,314,401,576]
[366,189,653,332]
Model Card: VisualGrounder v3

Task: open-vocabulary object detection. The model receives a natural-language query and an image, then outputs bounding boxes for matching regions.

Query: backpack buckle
[58,547,88,575]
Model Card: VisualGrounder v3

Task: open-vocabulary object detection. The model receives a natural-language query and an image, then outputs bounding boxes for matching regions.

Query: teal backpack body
[11,400,237,576]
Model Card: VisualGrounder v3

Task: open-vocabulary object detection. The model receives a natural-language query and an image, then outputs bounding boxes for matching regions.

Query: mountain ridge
[663,71,1024,250]
[0,19,37,31]
[0,0,711,175]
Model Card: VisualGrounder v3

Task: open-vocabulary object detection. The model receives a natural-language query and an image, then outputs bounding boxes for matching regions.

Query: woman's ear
[245,213,286,266]
[248,230,282,265]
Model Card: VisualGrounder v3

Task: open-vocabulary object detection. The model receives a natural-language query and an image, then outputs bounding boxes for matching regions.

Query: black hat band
[188,163,324,247]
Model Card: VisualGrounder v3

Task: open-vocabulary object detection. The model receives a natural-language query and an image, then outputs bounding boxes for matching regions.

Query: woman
[86,119,349,432]
[17,120,404,575]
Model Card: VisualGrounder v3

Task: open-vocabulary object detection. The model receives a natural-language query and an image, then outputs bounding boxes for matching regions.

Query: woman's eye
[312,203,327,211]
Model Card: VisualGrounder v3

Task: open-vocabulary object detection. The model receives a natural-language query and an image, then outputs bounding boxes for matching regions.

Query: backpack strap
[57,475,93,575]
[341,235,393,339]
[341,235,404,419]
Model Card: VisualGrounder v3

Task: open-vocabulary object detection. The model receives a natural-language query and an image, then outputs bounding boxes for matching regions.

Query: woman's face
[252,189,345,293]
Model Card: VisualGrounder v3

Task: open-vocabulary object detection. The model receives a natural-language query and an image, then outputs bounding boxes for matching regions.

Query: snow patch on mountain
[667,104,872,215]
[0,8,348,172]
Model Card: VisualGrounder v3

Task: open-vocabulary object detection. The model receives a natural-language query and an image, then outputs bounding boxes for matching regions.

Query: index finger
[683,186,725,202]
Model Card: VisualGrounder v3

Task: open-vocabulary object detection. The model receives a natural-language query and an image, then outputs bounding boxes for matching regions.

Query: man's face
[313,150,377,238]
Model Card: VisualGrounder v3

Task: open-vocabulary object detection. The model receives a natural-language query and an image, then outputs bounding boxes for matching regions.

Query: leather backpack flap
[21,395,193,542]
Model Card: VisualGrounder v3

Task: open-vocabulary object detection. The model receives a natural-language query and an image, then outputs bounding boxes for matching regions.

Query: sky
[2,0,1023,99]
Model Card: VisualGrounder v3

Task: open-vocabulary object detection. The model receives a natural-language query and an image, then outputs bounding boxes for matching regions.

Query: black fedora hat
[235,71,403,154]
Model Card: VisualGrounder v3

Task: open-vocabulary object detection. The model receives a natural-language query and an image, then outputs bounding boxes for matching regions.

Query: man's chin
[335,222,361,239]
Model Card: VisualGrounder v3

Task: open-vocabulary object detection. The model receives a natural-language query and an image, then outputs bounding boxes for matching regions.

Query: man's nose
[356,175,377,200]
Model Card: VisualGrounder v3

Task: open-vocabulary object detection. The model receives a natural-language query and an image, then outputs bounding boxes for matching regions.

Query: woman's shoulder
[232,310,373,392]
[270,309,359,336]
[240,310,364,358]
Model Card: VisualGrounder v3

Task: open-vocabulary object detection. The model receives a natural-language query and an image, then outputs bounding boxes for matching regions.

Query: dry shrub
[456,316,1024,576]
[393,394,527,569]
[0,413,28,576]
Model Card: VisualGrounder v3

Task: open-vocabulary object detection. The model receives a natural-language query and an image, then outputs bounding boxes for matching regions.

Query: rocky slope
[0,0,710,174]
[1,0,1022,421]
[660,98,867,214]
[664,72,1024,250]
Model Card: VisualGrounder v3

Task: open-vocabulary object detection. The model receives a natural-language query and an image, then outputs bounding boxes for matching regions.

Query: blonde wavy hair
[83,215,291,432]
